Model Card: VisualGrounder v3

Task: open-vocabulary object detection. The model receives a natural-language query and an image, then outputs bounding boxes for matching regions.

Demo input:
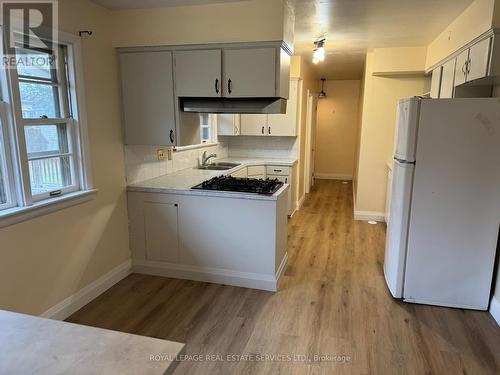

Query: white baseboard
[490,295,500,326]
[354,210,386,222]
[41,260,132,320]
[132,258,287,292]
[296,194,306,210]
[315,173,353,181]
[276,252,288,281]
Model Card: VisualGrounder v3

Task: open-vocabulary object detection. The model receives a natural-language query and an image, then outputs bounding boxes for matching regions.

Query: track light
[312,38,326,64]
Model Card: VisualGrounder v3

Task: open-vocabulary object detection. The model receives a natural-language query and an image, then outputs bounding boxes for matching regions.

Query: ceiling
[290,0,474,79]
[92,0,248,9]
[91,0,474,80]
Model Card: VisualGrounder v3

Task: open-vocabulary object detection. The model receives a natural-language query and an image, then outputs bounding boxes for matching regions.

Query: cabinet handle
[234,126,239,135]
[169,129,174,143]
[215,78,219,94]
[261,126,265,134]
[462,61,467,76]
[467,58,471,74]
[228,79,232,94]
[268,126,271,135]
[285,178,288,183]
[274,169,282,172]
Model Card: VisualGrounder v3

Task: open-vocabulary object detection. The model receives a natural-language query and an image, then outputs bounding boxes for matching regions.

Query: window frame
[0,27,94,224]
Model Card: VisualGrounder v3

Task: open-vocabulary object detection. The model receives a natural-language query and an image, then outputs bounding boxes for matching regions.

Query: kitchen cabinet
[119,51,176,145]
[143,202,179,263]
[174,49,222,97]
[429,67,442,98]
[439,58,456,98]
[231,167,248,178]
[240,114,268,136]
[267,165,294,216]
[467,37,491,82]
[240,79,300,136]
[223,48,276,97]
[217,114,240,136]
[454,37,492,87]
[247,165,266,179]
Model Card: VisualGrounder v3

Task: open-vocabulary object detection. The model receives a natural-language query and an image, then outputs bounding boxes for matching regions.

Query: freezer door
[403,98,500,310]
[394,97,420,163]
[384,160,415,298]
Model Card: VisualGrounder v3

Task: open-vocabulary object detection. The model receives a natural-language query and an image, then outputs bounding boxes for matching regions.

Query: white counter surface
[127,157,297,201]
[0,310,184,375]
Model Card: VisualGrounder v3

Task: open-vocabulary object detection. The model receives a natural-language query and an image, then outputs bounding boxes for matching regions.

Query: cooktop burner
[192,175,283,195]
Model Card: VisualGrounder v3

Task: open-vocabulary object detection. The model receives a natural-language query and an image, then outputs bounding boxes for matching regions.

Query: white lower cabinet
[266,165,294,216]
[231,167,248,178]
[143,202,179,262]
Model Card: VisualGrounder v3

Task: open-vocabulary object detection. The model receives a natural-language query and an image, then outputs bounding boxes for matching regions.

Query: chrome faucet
[200,151,217,166]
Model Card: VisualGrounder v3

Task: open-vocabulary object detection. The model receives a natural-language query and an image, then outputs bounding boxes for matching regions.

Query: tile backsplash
[124,143,228,184]
[223,136,298,159]
[124,136,298,185]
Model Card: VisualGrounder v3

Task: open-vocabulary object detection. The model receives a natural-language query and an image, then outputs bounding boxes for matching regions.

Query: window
[0,29,93,221]
[199,113,217,144]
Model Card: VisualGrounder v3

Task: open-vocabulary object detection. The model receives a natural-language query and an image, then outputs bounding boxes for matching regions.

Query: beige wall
[314,80,360,179]
[373,47,427,75]
[290,56,318,202]
[111,0,287,47]
[0,0,130,315]
[426,0,496,69]
[355,50,426,215]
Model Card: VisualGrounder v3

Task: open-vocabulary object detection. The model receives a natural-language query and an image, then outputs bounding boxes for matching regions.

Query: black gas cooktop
[192,175,283,195]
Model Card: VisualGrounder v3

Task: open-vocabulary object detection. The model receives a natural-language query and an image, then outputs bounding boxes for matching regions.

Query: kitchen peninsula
[127,158,297,291]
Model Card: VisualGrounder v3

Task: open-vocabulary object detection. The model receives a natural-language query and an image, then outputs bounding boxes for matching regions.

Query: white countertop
[0,310,184,375]
[127,157,297,201]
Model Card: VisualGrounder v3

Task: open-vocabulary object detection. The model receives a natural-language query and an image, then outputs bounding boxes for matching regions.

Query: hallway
[67,180,500,374]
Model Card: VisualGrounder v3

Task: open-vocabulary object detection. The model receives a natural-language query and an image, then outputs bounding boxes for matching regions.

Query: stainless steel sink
[197,162,240,171]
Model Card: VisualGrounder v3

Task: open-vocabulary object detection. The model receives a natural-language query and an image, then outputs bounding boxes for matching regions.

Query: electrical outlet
[167,148,173,161]
[157,149,166,161]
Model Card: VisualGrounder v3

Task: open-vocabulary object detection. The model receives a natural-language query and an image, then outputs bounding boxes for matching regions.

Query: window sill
[0,189,98,229]
[173,142,218,152]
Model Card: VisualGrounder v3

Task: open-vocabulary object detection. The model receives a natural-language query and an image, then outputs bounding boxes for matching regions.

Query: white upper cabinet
[217,114,240,136]
[429,66,442,98]
[467,37,491,82]
[223,48,276,97]
[440,58,456,98]
[267,79,300,136]
[454,49,469,87]
[174,50,222,97]
[120,51,176,146]
[240,114,268,136]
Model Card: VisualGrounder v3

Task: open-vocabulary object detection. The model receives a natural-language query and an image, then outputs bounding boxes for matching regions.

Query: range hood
[180,97,287,114]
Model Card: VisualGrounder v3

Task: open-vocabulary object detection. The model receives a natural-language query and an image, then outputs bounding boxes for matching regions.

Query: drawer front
[231,167,248,178]
[248,165,266,176]
[266,165,290,176]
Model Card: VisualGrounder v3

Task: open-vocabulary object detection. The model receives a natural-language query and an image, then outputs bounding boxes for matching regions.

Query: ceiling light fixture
[319,78,327,99]
[312,38,326,64]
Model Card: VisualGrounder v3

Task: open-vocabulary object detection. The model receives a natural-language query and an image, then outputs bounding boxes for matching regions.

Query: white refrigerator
[384,97,500,310]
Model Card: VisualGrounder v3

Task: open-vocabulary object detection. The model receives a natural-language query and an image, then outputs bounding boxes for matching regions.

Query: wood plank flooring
[67,180,500,374]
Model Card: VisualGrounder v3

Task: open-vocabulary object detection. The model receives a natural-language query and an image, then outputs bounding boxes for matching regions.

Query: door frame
[304,90,318,194]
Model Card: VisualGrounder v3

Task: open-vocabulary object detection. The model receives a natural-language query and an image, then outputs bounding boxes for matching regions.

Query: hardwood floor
[67,180,500,374]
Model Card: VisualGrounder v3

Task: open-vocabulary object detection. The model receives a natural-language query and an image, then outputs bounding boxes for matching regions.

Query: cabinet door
[267,79,297,136]
[174,50,222,97]
[429,67,442,98]
[120,52,176,145]
[217,114,240,136]
[440,58,456,98]
[223,48,276,97]
[467,37,491,82]
[143,202,179,263]
[454,49,469,86]
[240,114,268,136]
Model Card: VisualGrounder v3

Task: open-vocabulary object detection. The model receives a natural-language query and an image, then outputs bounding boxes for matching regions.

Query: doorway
[304,90,318,194]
